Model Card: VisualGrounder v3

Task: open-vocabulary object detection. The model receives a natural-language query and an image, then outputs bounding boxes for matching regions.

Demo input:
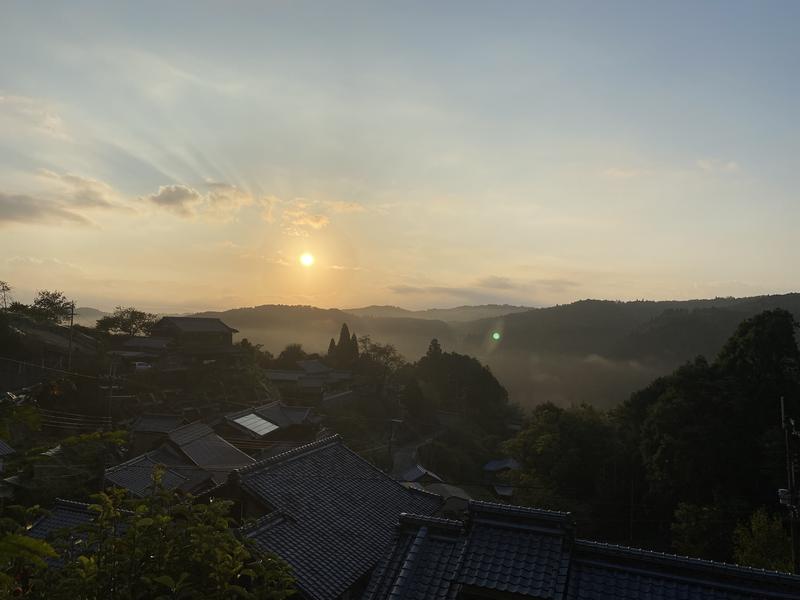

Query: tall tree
[32,290,73,324]
[96,306,158,336]
[0,281,10,310]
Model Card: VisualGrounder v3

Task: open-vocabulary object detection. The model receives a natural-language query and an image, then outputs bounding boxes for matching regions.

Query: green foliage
[733,507,792,572]
[273,343,308,369]
[32,290,74,324]
[326,324,360,368]
[0,280,11,310]
[353,336,406,390]
[670,503,730,561]
[28,483,295,599]
[0,504,56,597]
[505,309,800,562]
[238,338,274,368]
[96,306,158,336]
[415,344,511,434]
[504,403,621,534]
[19,431,127,505]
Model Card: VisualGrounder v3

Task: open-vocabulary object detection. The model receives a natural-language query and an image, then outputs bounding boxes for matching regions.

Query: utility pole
[779,397,800,574]
[67,301,75,371]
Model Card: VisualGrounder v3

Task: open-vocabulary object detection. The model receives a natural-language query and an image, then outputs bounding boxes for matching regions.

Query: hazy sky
[1,1,799,312]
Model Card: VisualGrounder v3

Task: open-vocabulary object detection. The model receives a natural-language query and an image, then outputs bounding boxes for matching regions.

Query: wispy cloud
[144,181,254,220]
[37,169,120,208]
[0,192,91,226]
[257,197,364,236]
[0,94,69,140]
[696,158,739,173]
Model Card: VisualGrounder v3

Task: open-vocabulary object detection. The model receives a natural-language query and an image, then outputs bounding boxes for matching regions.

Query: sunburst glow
[300,252,315,267]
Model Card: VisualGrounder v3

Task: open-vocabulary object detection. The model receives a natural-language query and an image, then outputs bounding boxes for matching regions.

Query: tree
[96,306,158,336]
[0,281,10,310]
[426,338,442,359]
[239,338,274,369]
[327,338,336,358]
[0,505,56,597]
[350,333,359,360]
[32,290,73,324]
[274,343,308,369]
[733,508,792,572]
[671,503,730,562]
[29,483,295,599]
[504,403,621,533]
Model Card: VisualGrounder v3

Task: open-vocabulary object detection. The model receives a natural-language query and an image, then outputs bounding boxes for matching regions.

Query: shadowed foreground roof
[27,499,95,540]
[364,501,800,600]
[237,436,442,600]
[154,316,237,333]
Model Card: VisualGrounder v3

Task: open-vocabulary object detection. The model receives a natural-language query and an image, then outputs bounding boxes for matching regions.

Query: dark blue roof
[105,445,214,497]
[566,540,800,600]
[0,438,15,457]
[237,436,442,600]
[27,499,95,540]
[364,502,800,600]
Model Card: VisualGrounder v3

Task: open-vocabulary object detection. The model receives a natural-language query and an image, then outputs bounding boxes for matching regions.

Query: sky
[1,1,799,312]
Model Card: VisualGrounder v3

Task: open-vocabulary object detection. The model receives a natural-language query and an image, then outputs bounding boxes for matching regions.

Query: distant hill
[344,304,532,322]
[192,294,800,410]
[74,306,109,327]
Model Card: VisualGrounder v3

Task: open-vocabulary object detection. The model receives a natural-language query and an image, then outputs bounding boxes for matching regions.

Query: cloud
[476,275,517,289]
[280,199,330,236]
[323,200,366,213]
[205,181,253,220]
[0,192,91,226]
[0,94,69,140]
[696,158,739,173]
[146,184,203,216]
[37,169,119,208]
[601,167,645,180]
[144,180,254,220]
[257,196,280,223]
[257,197,363,236]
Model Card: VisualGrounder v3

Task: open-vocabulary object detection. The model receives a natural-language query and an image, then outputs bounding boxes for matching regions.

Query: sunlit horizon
[2,2,799,312]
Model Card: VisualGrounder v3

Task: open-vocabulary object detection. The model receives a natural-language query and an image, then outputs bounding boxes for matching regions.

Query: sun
[299,252,315,267]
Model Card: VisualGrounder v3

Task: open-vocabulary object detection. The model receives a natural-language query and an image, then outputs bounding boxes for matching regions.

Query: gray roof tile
[238,436,442,600]
[0,438,15,457]
[28,499,95,540]
[364,502,800,600]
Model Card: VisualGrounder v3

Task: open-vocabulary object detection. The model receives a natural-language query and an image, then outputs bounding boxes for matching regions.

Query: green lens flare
[491,331,501,341]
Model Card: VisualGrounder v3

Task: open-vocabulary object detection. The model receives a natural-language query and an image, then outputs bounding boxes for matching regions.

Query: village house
[106,421,254,497]
[364,501,800,600]
[210,436,443,600]
[214,401,318,458]
[265,359,352,404]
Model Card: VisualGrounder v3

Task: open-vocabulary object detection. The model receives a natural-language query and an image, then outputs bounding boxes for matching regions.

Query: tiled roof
[238,436,442,600]
[483,457,521,472]
[400,464,443,483]
[0,438,15,457]
[104,446,213,497]
[225,402,313,438]
[171,426,254,483]
[130,413,186,433]
[296,359,333,374]
[566,540,800,600]
[364,502,800,600]
[27,499,95,540]
[155,316,237,333]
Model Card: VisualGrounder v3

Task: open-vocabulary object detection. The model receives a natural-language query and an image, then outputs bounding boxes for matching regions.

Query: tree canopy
[96,306,158,336]
[24,483,295,599]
